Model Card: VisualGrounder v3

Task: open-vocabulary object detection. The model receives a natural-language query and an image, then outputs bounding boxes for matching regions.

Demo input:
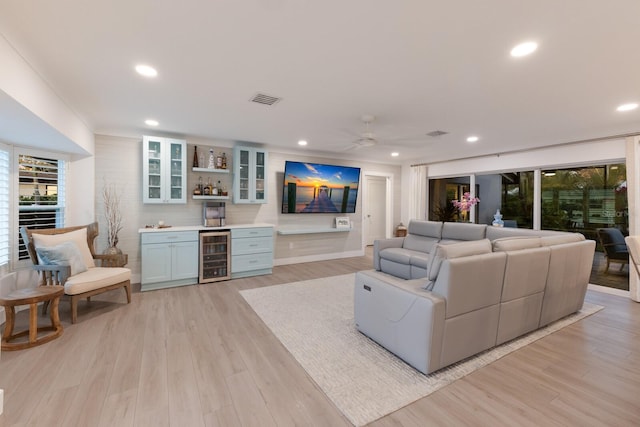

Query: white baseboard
[0,388,4,415]
[274,249,365,266]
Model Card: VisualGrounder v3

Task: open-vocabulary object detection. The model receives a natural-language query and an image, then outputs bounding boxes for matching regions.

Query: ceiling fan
[349,114,380,149]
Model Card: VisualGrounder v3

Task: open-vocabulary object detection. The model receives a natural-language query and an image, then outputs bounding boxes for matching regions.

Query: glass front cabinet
[143,135,187,204]
[233,146,268,204]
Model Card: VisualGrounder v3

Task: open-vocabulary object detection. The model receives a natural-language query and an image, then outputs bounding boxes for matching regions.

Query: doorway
[363,174,391,246]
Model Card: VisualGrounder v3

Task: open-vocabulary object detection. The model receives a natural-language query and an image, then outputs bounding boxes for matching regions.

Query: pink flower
[452,192,480,213]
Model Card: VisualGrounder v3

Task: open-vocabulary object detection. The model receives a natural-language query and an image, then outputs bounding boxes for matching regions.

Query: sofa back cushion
[407,220,443,239]
[441,222,487,242]
[403,235,440,253]
[540,233,584,246]
[492,237,542,252]
[427,239,492,282]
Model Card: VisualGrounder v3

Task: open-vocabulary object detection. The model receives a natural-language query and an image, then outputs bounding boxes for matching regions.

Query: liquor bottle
[208,149,215,169]
[193,146,199,168]
[212,181,219,196]
[222,152,227,169]
[216,153,223,169]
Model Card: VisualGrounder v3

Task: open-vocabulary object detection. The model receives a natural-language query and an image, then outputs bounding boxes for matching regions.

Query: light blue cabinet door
[172,241,199,280]
[141,244,172,284]
[233,146,268,204]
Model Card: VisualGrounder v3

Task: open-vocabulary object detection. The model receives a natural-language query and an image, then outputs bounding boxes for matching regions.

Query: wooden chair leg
[124,283,132,304]
[70,296,78,324]
[604,259,610,273]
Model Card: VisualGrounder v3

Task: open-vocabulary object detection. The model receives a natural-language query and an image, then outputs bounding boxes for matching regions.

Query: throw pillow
[36,241,88,276]
[32,228,96,268]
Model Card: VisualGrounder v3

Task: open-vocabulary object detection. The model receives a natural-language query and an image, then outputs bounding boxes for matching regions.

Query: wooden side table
[0,286,64,351]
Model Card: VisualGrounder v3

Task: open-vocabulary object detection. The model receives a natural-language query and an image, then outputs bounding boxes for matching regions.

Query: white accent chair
[20,222,131,324]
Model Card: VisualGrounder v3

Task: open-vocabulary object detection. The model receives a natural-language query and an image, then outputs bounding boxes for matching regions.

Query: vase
[103,246,122,255]
[460,211,468,223]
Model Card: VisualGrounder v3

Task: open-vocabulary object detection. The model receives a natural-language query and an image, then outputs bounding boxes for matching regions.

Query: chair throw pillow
[36,241,88,276]
[32,228,96,268]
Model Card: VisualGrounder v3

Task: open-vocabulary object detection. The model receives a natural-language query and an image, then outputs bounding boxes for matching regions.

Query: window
[17,153,66,260]
[540,164,627,239]
[0,146,9,271]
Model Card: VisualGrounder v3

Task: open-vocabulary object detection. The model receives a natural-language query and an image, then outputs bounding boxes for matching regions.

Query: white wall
[0,34,93,155]
[95,135,403,281]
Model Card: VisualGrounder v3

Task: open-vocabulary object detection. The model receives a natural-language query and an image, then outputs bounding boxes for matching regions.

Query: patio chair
[596,228,629,273]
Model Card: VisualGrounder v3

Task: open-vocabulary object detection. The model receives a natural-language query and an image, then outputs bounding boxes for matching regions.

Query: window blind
[0,148,9,268]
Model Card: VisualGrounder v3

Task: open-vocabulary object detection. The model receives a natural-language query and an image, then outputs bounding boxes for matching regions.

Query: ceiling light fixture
[135,64,158,77]
[510,41,538,57]
[466,136,479,143]
[391,152,399,157]
[145,119,159,126]
[616,103,638,112]
[298,140,307,146]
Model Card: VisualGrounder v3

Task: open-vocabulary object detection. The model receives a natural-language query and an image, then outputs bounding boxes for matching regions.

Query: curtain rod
[411,132,640,168]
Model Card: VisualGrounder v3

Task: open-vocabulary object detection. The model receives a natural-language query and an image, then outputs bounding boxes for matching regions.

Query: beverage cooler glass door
[199,231,231,283]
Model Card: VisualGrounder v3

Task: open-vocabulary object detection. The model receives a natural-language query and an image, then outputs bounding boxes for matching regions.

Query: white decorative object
[335,217,350,229]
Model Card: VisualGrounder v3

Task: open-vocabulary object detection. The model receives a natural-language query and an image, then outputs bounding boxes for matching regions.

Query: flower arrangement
[452,192,480,215]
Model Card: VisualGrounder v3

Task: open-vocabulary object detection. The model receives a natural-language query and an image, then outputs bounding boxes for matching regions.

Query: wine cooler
[199,231,231,283]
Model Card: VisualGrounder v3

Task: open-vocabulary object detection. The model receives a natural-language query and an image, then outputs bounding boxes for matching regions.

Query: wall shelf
[192,195,229,200]
[192,167,230,174]
[277,227,351,235]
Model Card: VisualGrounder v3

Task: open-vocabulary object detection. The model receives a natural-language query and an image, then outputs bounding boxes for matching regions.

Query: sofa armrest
[33,264,71,286]
[373,237,404,270]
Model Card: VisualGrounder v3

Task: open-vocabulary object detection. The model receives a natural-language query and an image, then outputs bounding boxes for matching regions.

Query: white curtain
[409,165,427,220]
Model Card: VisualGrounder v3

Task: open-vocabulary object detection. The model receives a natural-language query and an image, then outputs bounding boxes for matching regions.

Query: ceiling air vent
[250,93,282,106]
[426,130,448,137]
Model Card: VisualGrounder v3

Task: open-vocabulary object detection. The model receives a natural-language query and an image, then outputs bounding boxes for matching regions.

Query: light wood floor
[1,250,639,426]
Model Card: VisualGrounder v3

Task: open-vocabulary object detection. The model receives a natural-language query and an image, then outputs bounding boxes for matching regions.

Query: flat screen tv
[281,161,361,213]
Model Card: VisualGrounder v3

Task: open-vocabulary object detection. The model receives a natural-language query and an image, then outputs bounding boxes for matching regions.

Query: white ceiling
[1,0,640,165]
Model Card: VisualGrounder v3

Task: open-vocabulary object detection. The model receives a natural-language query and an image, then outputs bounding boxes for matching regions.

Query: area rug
[240,274,603,426]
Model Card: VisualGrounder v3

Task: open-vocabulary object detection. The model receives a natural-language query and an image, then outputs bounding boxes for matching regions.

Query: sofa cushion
[407,220,443,239]
[36,241,88,276]
[379,248,413,264]
[540,233,584,246]
[403,235,440,253]
[427,239,492,282]
[492,237,542,252]
[64,267,131,295]
[410,253,430,269]
[32,228,96,268]
[441,222,487,241]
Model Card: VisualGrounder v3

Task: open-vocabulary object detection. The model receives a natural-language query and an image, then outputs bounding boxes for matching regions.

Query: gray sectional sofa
[355,220,595,374]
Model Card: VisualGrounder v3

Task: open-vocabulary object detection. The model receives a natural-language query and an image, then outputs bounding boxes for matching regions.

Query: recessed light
[145,119,159,126]
[544,172,556,177]
[616,103,638,112]
[510,41,538,57]
[466,136,479,143]
[391,152,399,157]
[298,140,308,146]
[135,64,158,77]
